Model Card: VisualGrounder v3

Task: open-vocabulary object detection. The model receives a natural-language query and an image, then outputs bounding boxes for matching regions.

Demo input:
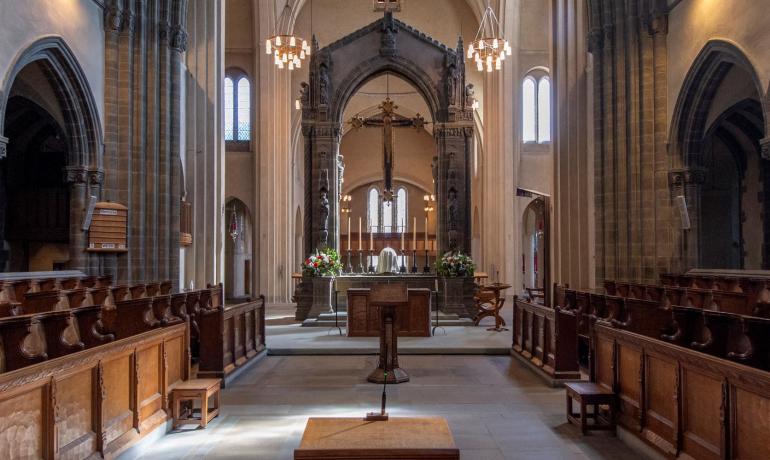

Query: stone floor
[135,355,645,460]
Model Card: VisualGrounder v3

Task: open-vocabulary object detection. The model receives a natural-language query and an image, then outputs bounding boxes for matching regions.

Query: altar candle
[413,216,417,250]
[370,226,374,251]
[401,219,405,251]
[358,217,362,251]
[424,216,428,248]
[347,217,351,251]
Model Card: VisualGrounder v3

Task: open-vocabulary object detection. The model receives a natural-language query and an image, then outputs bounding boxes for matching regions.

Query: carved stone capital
[160,23,188,53]
[104,6,124,33]
[669,168,706,188]
[761,137,770,160]
[64,166,88,185]
[0,135,7,159]
[89,170,105,185]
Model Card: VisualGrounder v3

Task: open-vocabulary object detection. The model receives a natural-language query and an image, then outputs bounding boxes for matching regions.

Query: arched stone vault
[299,12,475,257]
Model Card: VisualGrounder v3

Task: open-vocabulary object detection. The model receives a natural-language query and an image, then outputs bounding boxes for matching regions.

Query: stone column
[434,124,473,255]
[309,123,341,253]
[64,167,90,274]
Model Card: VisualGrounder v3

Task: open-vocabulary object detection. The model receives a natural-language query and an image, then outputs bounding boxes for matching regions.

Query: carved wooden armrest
[726,349,753,362]
[690,334,712,350]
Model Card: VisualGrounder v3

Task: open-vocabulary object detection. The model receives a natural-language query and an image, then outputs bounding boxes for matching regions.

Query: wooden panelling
[0,324,188,459]
[594,324,770,460]
[511,298,580,380]
[198,297,266,385]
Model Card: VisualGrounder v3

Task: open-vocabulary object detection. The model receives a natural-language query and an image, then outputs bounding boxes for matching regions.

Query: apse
[339,73,437,268]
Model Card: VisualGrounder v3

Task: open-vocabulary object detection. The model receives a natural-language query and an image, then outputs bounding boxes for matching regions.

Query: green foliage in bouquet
[302,248,343,277]
[436,251,475,277]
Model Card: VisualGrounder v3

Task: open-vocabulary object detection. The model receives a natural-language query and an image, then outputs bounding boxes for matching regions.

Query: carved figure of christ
[350,98,427,197]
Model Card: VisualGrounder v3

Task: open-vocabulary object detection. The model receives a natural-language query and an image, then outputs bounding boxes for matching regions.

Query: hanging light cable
[265,4,310,70]
[467,6,511,72]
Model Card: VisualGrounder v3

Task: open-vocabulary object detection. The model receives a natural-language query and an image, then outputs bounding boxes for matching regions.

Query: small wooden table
[294,417,459,459]
[171,378,221,429]
[474,282,511,331]
[565,382,616,435]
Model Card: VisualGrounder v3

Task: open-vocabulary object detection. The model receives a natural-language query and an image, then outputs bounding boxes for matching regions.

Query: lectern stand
[367,282,410,384]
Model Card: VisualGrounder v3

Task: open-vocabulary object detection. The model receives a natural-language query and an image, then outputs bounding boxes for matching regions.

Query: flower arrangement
[302,248,342,277]
[436,251,475,277]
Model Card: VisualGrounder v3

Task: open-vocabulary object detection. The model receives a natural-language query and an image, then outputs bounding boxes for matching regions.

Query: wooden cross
[349,98,427,197]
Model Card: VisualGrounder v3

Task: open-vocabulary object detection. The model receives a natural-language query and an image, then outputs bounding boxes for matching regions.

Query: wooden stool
[564,382,616,435]
[171,378,222,429]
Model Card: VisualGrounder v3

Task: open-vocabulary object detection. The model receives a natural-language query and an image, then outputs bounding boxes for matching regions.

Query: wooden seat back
[36,310,84,359]
[614,298,671,338]
[0,315,47,371]
[110,285,130,302]
[0,302,21,318]
[710,290,751,315]
[22,291,61,314]
[681,288,710,309]
[129,284,147,299]
[160,280,173,295]
[71,305,114,349]
[145,283,161,297]
[690,310,732,356]
[62,288,88,309]
[152,295,183,326]
[112,298,160,339]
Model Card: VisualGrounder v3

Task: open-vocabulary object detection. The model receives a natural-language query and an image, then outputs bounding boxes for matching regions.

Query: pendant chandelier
[229,208,240,242]
[265,2,312,70]
[265,34,310,70]
[467,6,511,72]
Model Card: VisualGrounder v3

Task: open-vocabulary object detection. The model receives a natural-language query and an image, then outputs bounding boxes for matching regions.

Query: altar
[292,274,477,322]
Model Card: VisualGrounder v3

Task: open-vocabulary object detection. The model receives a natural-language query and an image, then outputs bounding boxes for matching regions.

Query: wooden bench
[565,382,616,435]
[171,378,221,429]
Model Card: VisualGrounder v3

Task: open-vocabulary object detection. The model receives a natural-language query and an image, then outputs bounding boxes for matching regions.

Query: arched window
[368,187,380,232]
[224,69,251,145]
[522,77,536,143]
[382,200,393,232]
[522,72,551,144]
[396,187,407,232]
[537,77,551,143]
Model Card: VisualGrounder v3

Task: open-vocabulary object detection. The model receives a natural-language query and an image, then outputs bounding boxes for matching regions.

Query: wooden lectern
[367,282,410,384]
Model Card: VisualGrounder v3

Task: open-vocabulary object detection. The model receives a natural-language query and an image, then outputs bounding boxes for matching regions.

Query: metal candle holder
[411,250,418,273]
[358,250,365,273]
[346,250,353,273]
[423,249,431,273]
[399,251,407,273]
[368,249,375,273]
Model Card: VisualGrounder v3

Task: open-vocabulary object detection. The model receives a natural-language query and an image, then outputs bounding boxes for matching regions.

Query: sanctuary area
[0,0,769,459]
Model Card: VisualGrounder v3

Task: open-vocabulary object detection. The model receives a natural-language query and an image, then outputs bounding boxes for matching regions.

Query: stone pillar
[309,124,341,252]
[434,124,473,255]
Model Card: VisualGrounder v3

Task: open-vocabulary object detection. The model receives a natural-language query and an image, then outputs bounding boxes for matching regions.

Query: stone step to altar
[301,310,475,328]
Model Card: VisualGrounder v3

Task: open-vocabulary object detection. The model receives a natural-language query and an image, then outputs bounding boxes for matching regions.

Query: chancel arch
[0,37,103,273]
[670,40,769,270]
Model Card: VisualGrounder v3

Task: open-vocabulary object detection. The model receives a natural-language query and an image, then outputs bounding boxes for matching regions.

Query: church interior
[0,0,769,458]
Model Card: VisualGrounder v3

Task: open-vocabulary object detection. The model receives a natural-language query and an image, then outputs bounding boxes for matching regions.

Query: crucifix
[349,97,427,200]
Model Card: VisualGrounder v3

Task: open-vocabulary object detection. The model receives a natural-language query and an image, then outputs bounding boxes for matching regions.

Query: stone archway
[0,37,103,272]
[300,12,475,258]
[669,40,768,270]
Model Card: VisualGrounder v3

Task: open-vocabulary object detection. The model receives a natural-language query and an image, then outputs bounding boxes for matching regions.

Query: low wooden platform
[294,417,459,459]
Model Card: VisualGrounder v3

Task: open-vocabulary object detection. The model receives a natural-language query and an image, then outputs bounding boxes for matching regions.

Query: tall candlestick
[358,217,362,251]
[424,216,428,248]
[370,226,374,251]
[347,217,352,251]
[413,216,417,250]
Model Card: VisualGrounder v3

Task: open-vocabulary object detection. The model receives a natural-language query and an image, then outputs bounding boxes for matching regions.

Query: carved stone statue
[319,64,330,106]
[447,188,458,231]
[300,82,310,107]
[431,156,438,194]
[337,154,345,201]
[446,54,460,106]
[319,190,330,246]
[465,84,475,107]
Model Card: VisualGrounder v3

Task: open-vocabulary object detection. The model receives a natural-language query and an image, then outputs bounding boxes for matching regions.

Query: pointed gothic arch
[300,12,475,257]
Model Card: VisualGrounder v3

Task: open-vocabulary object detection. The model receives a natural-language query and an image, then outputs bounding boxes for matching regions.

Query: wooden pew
[725,315,770,370]
[110,285,130,302]
[0,315,47,371]
[197,296,266,386]
[184,291,202,359]
[145,282,161,297]
[709,290,751,315]
[61,288,88,309]
[593,323,770,460]
[512,297,580,381]
[610,298,672,338]
[160,280,173,295]
[112,298,160,339]
[36,310,85,359]
[0,324,188,458]
[71,304,115,349]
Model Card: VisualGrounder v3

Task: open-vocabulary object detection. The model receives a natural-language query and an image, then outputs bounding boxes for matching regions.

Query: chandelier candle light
[266,34,310,70]
[467,6,512,72]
